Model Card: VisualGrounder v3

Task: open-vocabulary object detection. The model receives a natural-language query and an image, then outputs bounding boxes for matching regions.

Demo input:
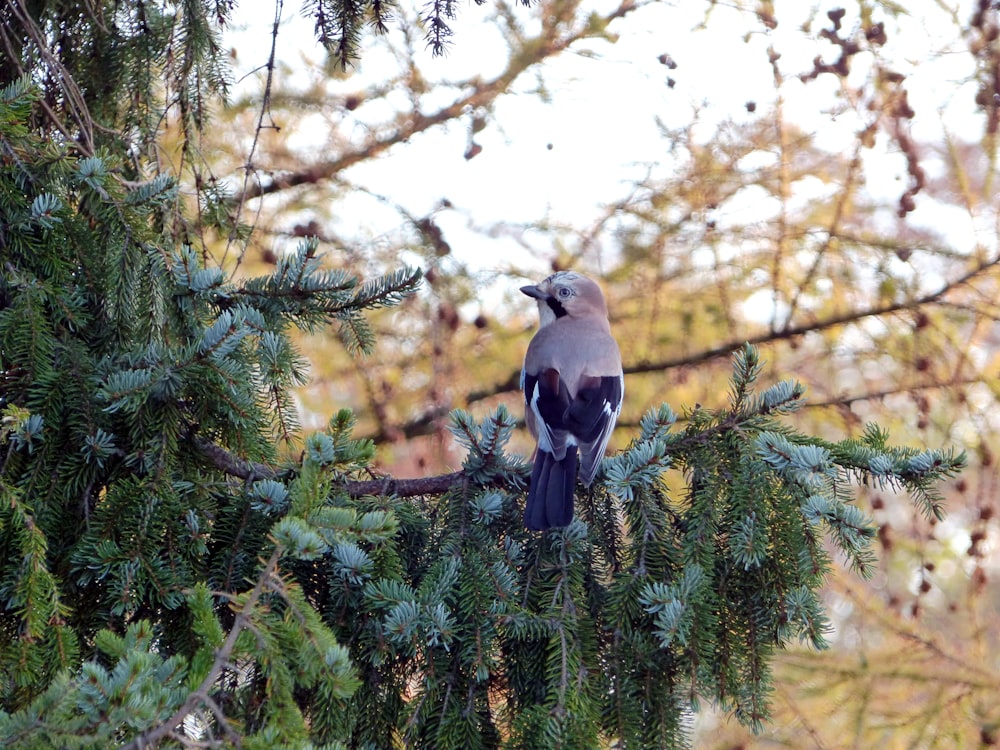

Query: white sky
[224,0,986,285]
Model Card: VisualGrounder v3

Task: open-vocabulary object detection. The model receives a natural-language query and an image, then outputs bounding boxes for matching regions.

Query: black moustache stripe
[546,298,568,318]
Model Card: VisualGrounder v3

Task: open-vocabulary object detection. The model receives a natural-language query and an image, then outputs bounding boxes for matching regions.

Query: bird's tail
[524,446,578,530]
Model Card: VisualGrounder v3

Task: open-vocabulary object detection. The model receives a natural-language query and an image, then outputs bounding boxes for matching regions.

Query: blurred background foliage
[3,0,999,745]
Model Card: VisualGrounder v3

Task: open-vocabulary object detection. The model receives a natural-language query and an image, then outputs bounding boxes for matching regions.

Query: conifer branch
[193,392,807,501]
[194,436,279,482]
[193,434,486,497]
[343,470,475,497]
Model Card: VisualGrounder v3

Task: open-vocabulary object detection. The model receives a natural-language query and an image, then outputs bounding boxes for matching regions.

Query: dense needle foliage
[0,1,968,747]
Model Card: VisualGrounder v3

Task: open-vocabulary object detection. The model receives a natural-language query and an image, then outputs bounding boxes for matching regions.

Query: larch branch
[230,0,652,205]
[364,251,1000,442]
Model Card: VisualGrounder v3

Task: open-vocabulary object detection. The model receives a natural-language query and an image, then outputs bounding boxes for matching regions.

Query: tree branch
[378,251,1000,441]
[119,549,283,750]
[194,435,479,497]
[434,257,1000,424]
[195,254,999,492]
[193,436,278,482]
[230,0,651,205]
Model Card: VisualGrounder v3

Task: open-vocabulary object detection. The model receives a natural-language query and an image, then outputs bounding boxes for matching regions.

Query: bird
[520,271,624,530]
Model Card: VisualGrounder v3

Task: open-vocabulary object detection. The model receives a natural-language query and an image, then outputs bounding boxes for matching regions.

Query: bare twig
[222,0,284,269]
[394,250,1000,440]
[119,549,283,750]
[229,0,653,206]
[5,0,96,153]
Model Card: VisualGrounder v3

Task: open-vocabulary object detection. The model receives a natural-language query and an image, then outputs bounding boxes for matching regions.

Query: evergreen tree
[0,1,972,747]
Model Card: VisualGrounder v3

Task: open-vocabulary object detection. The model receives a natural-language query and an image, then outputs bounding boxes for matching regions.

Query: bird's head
[520,271,609,326]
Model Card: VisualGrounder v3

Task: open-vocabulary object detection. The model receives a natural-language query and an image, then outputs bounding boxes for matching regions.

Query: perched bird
[520,271,624,530]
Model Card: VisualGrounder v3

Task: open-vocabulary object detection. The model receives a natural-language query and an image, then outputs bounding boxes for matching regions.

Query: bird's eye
[557,287,573,298]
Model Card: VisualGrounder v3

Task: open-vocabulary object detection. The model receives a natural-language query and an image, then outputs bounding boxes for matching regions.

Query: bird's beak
[520,285,548,300]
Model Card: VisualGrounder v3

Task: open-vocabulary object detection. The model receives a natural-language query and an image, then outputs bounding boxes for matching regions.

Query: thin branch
[230,0,652,205]
[119,549,283,750]
[5,0,96,153]
[463,250,1000,409]
[222,0,284,269]
[193,435,476,497]
[802,376,988,411]
[360,251,1000,443]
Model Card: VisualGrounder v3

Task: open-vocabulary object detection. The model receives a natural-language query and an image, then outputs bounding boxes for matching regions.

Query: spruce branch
[193,434,505,497]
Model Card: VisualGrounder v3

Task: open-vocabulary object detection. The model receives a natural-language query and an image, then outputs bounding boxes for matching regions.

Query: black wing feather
[524,369,623,528]
[566,374,623,442]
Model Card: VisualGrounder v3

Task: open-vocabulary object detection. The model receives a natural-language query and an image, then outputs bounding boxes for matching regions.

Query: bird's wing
[523,368,574,459]
[569,372,624,486]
